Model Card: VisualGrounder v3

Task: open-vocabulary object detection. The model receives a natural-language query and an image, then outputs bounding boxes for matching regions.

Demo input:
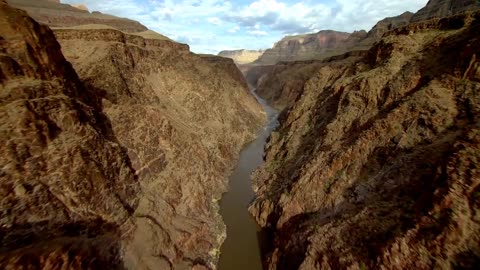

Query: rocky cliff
[218,49,265,65]
[0,1,140,268]
[411,0,480,22]
[7,0,148,32]
[249,11,480,270]
[54,25,264,270]
[254,30,351,65]
[1,1,265,269]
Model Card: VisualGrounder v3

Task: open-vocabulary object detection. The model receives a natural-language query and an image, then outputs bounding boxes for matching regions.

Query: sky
[62,0,429,54]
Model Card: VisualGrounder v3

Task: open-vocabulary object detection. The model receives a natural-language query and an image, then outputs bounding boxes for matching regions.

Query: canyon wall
[254,30,351,65]
[250,11,480,270]
[1,1,265,269]
[54,27,265,269]
[0,2,139,268]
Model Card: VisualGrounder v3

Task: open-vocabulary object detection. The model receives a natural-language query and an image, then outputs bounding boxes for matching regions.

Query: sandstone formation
[411,0,480,22]
[54,25,264,270]
[254,30,351,65]
[7,0,148,32]
[0,1,139,268]
[249,10,480,270]
[218,49,265,65]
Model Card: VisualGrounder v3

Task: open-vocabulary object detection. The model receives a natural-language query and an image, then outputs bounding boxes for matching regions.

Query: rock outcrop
[411,0,480,22]
[0,1,139,268]
[249,11,480,270]
[7,0,148,32]
[54,26,264,269]
[218,49,265,65]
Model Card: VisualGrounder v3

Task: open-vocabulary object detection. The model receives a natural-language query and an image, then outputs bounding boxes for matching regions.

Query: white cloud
[207,17,222,25]
[248,30,268,36]
[228,25,240,33]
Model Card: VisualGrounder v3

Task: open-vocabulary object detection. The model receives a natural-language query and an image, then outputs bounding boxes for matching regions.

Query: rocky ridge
[411,0,480,22]
[254,30,351,65]
[249,10,480,270]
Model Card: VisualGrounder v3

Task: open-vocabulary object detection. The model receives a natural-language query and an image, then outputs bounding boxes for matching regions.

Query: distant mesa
[218,49,265,65]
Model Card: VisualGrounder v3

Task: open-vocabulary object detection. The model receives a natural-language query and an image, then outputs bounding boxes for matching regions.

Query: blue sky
[62,0,429,54]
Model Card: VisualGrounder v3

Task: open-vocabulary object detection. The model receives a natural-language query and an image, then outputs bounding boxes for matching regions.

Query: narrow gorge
[1,0,480,269]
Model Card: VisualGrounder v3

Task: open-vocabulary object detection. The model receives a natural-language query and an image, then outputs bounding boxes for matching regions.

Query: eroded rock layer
[0,2,139,268]
[54,27,265,269]
[250,12,480,270]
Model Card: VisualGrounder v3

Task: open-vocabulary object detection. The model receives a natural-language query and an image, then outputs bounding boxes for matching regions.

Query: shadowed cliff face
[54,27,265,269]
[250,11,480,270]
[0,1,139,268]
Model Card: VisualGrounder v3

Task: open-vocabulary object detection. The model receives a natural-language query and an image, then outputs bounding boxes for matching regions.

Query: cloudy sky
[62,0,429,54]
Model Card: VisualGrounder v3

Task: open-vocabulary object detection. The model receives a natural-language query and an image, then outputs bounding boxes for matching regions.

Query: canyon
[1,0,264,269]
[248,1,480,269]
[1,0,480,269]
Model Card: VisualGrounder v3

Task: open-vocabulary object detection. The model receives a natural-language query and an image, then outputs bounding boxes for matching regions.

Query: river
[218,90,279,270]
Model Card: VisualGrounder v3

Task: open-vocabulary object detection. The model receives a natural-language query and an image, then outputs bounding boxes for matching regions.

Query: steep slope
[250,11,480,270]
[7,0,148,32]
[411,0,480,22]
[53,27,265,269]
[218,49,265,65]
[0,1,139,268]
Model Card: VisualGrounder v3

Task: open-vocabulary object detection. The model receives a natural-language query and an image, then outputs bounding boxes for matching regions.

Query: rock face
[368,12,414,39]
[7,0,148,32]
[249,11,480,270]
[1,1,265,270]
[54,26,265,269]
[0,1,139,268]
[411,0,480,22]
[254,30,351,65]
[218,49,265,65]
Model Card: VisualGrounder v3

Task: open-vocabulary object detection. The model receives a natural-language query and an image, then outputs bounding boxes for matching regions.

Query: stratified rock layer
[250,12,480,270]
[54,27,265,269]
[0,1,139,268]
[255,30,351,65]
